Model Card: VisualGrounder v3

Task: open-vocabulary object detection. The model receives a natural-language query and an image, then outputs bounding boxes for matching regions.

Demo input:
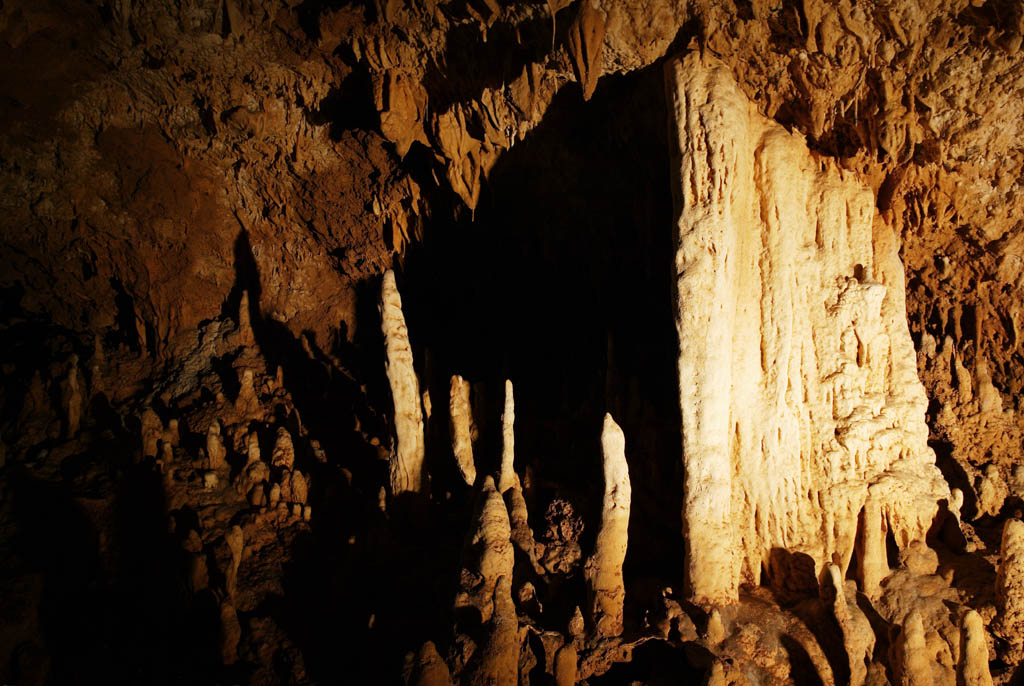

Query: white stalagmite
[960,610,993,686]
[584,413,631,638]
[498,379,516,493]
[380,269,426,494]
[455,476,514,624]
[895,610,935,686]
[449,375,477,486]
[666,53,950,606]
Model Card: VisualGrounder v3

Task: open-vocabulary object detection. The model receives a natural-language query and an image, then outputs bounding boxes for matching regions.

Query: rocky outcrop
[667,52,950,606]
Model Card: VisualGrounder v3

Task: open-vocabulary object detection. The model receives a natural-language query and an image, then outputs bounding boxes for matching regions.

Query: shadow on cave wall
[400,58,685,584]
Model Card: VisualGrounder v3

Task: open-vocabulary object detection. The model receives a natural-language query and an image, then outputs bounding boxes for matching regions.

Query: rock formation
[207,420,228,471]
[455,476,514,624]
[270,427,294,470]
[140,408,162,459]
[498,379,516,494]
[892,609,934,686]
[238,290,255,347]
[584,413,630,638]
[449,375,477,486]
[464,575,518,686]
[61,358,82,438]
[408,642,453,686]
[3,1,1024,683]
[666,53,950,606]
[960,610,993,686]
[996,518,1024,662]
[824,563,874,686]
[381,269,426,495]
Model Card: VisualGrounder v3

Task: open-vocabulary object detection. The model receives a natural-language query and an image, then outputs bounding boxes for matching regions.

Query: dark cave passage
[400,60,684,588]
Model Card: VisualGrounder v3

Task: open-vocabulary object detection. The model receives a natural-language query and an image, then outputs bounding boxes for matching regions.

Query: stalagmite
[292,470,308,505]
[666,53,949,605]
[238,290,254,347]
[449,375,477,486]
[995,518,1024,661]
[498,379,516,493]
[893,610,935,686]
[975,465,1007,518]
[165,418,180,447]
[236,368,258,414]
[960,610,993,686]
[62,357,82,438]
[858,494,889,598]
[824,563,874,686]
[270,427,294,469]
[207,420,228,471]
[409,641,454,686]
[554,643,577,686]
[380,269,425,494]
[226,524,244,598]
[455,476,514,624]
[219,601,241,664]
[246,431,260,463]
[584,413,631,638]
[140,407,162,459]
[466,575,518,686]
[705,608,726,646]
[505,482,543,575]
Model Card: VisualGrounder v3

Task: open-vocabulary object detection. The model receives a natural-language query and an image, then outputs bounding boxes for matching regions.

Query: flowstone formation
[668,53,951,606]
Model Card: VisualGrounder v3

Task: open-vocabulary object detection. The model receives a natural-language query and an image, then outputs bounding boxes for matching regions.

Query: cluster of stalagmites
[381,269,637,684]
[16,291,328,671]
[380,53,1024,684]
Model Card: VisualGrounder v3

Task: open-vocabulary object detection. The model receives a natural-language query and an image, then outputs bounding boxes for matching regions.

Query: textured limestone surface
[668,53,950,606]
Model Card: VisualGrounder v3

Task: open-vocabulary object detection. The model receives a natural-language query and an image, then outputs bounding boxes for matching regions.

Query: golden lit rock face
[667,53,950,606]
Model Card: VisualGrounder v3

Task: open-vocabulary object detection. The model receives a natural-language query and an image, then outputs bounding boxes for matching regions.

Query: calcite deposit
[2,0,1024,684]
[668,53,951,606]
[381,269,426,495]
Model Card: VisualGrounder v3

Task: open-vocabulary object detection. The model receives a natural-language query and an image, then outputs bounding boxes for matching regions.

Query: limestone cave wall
[1,0,1024,684]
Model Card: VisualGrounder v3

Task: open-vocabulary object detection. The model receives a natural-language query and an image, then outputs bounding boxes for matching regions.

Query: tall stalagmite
[666,53,950,606]
[584,413,631,638]
[380,269,426,494]
[498,379,516,493]
[449,375,477,486]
